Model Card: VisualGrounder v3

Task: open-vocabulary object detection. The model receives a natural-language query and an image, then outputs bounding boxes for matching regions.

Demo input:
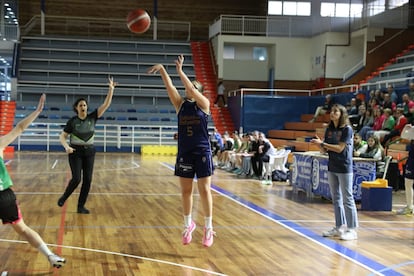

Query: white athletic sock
[204,216,213,229]
[38,243,53,257]
[405,178,414,209]
[184,215,192,228]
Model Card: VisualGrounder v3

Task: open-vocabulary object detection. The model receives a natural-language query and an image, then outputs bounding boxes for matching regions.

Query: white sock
[183,215,192,227]
[204,216,213,229]
[38,243,53,257]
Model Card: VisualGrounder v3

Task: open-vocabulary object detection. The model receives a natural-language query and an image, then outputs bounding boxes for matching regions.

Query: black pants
[251,154,269,177]
[215,95,226,105]
[61,145,96,208]
[382,129,399,146]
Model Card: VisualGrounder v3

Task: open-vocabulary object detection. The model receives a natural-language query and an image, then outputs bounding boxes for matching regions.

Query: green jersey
[0,156,13,191]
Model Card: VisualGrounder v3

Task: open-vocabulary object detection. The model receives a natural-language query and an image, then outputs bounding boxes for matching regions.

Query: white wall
[211,27,383,83]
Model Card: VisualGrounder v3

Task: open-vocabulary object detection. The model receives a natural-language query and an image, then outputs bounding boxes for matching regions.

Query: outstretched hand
[175,54,184,72]
[36,94,46,113]
[108,76,117,89]
[147,64,163,74]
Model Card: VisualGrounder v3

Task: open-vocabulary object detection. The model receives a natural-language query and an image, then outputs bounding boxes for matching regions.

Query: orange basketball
[126,9,151,34]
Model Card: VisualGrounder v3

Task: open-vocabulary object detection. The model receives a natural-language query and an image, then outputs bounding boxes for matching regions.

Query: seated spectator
[382,92,396,112]
[238,131,259,177]
[355,106,373,132]
[387,84,398,105]
[371,108,395,141]
[210,128,223,161]
[251,132,277,180]
[231,133,251,174]
[217,132,234,168]
[219,131,241,170]
[359,107,384,141]
[309,94,334,123]
[347,98,359,115]
[347,98,360,126]
[354,135,385,176]
[382,107,408,147]
[353,133,367,155]
[401,93,414,123]
[408,81,414,100]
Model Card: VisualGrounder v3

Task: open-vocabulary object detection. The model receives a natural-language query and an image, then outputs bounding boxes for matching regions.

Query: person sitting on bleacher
[237,131,258,178]
[370,108,395,141]
[355,106,374,132]
[354,135,386,177]
[210,127,223,162]
[382,107,408,147]
[381,93,396,112]
[309,94,334,123]
[217,132,234,168]
[352,133,367,155]
[401,93,414,124]
[347,98,360,127]
[219,131,241,171]
[230,133,251,174]
[251,132,277,180]
[359,107,384,141]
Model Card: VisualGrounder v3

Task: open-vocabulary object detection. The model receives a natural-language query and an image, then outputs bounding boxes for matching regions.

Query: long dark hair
[73,97,88,113]
[329,104,350,128]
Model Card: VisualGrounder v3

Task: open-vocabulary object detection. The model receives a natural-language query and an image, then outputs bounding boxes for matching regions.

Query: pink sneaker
[182,221,196,245]
[202,227,216,247]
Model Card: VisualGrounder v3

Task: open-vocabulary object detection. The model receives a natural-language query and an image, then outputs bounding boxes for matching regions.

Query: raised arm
[147,64,182,111]
[0,94,45,153]
[97,76,116,118]
[175,54,210,112]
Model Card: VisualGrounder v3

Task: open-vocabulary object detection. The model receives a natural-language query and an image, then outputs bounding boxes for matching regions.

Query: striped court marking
[0,239,227,276]
[161,161,404,276]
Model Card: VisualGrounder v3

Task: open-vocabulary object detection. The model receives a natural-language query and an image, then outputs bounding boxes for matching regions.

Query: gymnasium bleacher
[14,36,205,151]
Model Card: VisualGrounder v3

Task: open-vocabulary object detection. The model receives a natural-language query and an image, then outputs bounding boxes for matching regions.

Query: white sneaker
[48,254,66,268]
[340,229,358,241]
[322,227,343,237]
[396,206,413,215]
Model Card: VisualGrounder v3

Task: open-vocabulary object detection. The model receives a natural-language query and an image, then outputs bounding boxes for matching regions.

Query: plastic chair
[263,149,291,181]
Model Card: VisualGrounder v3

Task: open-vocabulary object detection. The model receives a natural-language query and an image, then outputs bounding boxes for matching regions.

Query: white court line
[51,159,58,169]
[11,163,140,175]
[160,161,388,275]
[0,239,227,276]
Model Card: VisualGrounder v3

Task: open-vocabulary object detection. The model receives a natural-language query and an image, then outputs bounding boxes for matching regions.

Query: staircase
[190,41,235,134]
[0,100,16,156]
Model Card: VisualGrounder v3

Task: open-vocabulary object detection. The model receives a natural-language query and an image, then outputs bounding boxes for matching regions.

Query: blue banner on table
[352,160,376,200]
[291,154,313,196]
[311,156,330,199]
[292,153,377,201]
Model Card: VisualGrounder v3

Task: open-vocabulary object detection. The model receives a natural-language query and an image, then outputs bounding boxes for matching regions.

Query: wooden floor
[0,152,413,276]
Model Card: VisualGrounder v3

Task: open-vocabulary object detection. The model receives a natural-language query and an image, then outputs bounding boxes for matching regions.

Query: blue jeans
[328,171,358,229]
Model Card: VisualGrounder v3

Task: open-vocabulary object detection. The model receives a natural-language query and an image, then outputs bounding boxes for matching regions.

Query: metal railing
[15,122,178,152]
[209,5,411,38]
[20,15,191,41]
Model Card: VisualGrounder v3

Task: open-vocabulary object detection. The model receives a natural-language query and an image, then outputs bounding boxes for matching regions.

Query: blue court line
[161,162,402,275]
[212,184,402,276]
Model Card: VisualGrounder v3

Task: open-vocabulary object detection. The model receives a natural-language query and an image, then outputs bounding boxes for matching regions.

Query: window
[253,47,267,61]
[223,45,235,59]
[320,2,363,18]
[268,1,311,16]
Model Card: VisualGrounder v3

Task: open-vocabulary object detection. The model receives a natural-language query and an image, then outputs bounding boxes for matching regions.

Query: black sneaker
[77,207,90,214]
[57,197,65,207]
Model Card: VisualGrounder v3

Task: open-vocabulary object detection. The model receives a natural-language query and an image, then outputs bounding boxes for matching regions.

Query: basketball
[126,9,151,34]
